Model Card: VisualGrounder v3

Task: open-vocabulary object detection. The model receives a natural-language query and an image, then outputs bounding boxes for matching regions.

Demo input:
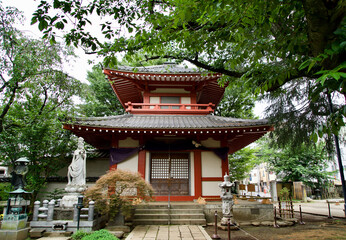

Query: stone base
[233,203,274,222]
[220,217,236,226]
[30,214,108,233]
[61,193,81,208]
[0,227,30,240]
[1,215,28,230]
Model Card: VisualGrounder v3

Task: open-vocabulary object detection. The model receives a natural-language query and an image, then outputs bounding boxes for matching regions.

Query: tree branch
[0,81,19,133]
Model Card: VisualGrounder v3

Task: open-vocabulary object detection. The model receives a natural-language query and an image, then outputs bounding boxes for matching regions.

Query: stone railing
[32,199,95,222]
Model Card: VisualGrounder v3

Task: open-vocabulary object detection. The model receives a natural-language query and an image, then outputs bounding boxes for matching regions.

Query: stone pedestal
[0,214,29,240]
[0,227,30,240]
[61,192,81,208]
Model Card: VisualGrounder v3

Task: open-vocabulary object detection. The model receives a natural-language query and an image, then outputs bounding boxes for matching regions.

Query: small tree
[84,169,154,219]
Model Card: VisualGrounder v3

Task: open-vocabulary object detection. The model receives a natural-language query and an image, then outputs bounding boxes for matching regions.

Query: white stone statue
[65,137,86,192]
[67,137,86,187]
[62,137,87,208]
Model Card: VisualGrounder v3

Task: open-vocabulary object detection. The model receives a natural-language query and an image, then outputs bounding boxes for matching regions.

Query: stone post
[42,199,49,210]
[47,200,55,221]
[57,199,61,207]
[33,201,40,221]
[88,201,95,221]
[73,205,78,222]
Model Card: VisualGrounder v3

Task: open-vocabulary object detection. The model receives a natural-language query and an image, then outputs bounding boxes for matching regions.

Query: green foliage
[264,142,334,188]
[215,80,256,119]
[31,0,345,148]
[228,147,258,182]
[0,183,12,201]
[78,65,124,117]
[84,169,154,219]
[279,187,290,200]
[71,230,90,240]
[71,230,120,240]
[0,4,82,204]
[262,79,336,152]
[42,188,67,201]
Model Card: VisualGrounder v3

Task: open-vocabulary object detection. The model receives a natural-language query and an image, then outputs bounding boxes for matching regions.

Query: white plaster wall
[201,152,222,177]
[149,97,160,109]
[201,138,221,148]
[119,137,139,148]
[117,154,138,172]
[181,97,191,104]
[202,181,220,196]
[151,88,190,93]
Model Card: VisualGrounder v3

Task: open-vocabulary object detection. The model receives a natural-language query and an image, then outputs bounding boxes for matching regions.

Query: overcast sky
[2,0,101,82]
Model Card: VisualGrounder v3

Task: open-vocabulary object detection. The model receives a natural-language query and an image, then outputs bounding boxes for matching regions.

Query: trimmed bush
[71,230,119,240]
[71,230,90,240]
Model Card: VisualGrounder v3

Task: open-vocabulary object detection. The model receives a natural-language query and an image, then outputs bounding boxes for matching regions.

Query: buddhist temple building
[63,64,273,201]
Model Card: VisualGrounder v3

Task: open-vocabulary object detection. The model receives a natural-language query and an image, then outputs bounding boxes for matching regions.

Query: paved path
[125,225,212,240]
[293,200,345,218]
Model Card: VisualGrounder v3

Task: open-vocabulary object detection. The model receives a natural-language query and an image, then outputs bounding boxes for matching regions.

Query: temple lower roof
[65,114,270,130]
[64,114,273,153]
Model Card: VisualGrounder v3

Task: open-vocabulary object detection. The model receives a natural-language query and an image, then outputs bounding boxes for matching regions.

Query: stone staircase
[133,203,206,226]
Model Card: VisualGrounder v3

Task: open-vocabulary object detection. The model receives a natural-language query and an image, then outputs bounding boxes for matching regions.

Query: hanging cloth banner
[109,140,229,165]
[110,147,140,166]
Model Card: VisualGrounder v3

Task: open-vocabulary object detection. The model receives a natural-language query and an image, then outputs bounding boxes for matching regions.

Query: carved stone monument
[218,173,235,226]
[61,137,87,208]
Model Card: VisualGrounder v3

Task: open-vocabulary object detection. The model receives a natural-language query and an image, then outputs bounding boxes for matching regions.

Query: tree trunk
[302,0,345,68]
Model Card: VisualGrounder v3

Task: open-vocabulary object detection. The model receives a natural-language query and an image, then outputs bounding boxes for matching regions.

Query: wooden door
[150,152,190,196]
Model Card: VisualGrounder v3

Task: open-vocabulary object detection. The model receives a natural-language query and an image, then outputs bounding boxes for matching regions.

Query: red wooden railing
[125,102,215,115]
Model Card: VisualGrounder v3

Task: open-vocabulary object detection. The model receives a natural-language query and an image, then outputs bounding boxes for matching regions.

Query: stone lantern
[0,158,31,240]
[218,173,235,225]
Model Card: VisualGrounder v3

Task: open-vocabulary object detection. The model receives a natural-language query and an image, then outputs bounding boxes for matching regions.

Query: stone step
[29,229,46,238]
[135,208,203,214]
[133,218,207,225]
[133,203,207,225]
[135,213,206,220]
[42,231,73,237]
[135,204,203,209]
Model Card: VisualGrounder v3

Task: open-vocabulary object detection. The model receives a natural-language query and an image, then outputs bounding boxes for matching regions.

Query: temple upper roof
[103,64,225,111]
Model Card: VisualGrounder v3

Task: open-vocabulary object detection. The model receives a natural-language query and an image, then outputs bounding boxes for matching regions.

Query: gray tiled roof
[106,63,207,74]
[69,114,269,129]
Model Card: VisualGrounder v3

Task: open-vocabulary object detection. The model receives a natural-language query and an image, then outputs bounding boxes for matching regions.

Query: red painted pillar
[194,150,202,198]
[138,150,146,178]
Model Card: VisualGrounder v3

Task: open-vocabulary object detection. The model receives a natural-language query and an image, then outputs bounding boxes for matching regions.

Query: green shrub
[0,183,12,201]
[71,230,90,240]
[279,187,290,200]
[82,229,119,240]
[84,169,154,219]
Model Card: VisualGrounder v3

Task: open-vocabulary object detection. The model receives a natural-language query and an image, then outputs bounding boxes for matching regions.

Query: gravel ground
[204,213,346,240]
